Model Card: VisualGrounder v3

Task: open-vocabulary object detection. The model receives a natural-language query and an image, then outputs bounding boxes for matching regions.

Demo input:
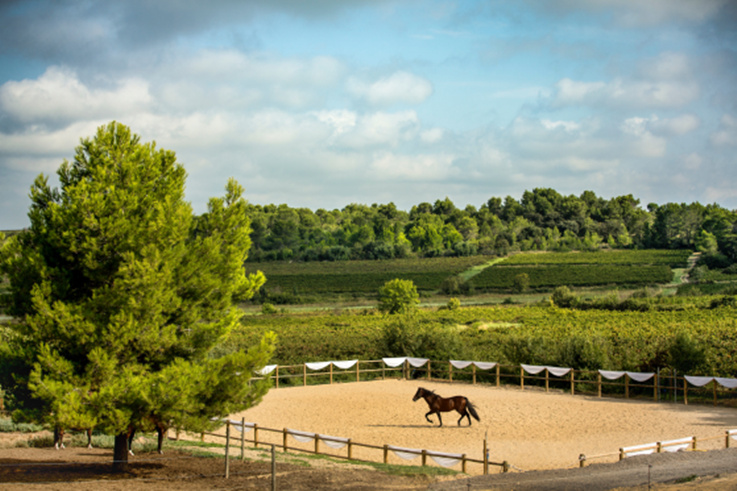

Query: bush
[378,279,419,315]
[550,286,578,308]
[261,303,278,314]
[668,332,706,374]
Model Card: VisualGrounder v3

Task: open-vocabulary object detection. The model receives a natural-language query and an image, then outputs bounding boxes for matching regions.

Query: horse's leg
[54,428,64,450]
[437,412,443,427]
[157,426,164,454]
[127,428,136,456]
[425,410,434,424]
[86,428,93,448]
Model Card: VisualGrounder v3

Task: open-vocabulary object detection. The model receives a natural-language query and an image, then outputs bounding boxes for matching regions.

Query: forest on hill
[245,188,737,268]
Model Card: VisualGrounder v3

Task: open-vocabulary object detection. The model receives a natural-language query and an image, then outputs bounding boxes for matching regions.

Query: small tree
[513,273,530,293]
[0,122,275,471]
[378,278,419,315]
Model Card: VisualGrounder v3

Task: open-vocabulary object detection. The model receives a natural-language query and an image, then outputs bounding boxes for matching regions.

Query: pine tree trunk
[113,433,129,472]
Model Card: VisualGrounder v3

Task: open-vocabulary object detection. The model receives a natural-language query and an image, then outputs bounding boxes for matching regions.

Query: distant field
[249,250,690,298]
[503,249,691,267]
[252,256,489,295]
[472,249,689,291]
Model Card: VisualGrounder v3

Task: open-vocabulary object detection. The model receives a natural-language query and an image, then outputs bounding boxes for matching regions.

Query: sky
[1,0,736,229]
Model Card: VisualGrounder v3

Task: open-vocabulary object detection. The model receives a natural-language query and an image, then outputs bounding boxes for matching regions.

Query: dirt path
[4,379,737,489]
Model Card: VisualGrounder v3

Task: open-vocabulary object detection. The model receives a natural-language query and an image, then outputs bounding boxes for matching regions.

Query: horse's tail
[466,399,480,422]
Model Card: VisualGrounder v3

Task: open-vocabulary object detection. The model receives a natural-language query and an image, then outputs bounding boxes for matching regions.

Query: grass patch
[0,417,44,433]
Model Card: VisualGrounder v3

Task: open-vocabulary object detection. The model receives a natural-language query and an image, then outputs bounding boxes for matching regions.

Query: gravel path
[429,448,737,490]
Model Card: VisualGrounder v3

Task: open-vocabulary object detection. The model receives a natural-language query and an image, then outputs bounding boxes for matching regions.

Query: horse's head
[412,387,425,401]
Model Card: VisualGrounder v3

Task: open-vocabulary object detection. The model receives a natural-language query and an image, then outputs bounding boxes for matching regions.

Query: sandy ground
[3,379,737,489]
[215,379,737,474]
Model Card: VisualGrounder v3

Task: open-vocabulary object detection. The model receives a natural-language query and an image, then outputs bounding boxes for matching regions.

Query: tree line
[246,190,737,267]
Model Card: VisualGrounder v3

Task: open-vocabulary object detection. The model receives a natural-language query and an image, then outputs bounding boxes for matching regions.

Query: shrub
[261,303,278,314]
[378,279,419,315]
[550,286,578,308]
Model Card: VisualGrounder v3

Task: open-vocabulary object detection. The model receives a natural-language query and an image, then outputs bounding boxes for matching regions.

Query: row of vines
[251,249,690,298]
[228,299,737,379]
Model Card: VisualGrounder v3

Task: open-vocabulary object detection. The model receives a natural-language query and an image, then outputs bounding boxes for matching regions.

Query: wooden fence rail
[201,419,508,476]
[253,358,737,408]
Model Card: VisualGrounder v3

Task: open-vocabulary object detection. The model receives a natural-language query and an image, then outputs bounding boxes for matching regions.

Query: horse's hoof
[129,450,135,456]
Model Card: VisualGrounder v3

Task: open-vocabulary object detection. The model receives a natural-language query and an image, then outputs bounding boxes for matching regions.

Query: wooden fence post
[653,371,658,401]
[427,360,431,380]
[283,428,288,452]
[726,431,731,449]
[496,364,500,387]
[241,417,245,460]
[356,361,360,382]
[383,444,389,464]
[449,362,453,382]
[224,420,230,479]
[421,449,427,466]
[483,437,488,474]
[684,378,689,405]
[597,373,602,398]
[315,435,320,454]
[462,454,467,473]
[329,363,333,384]
[545,369,549,392]
[275,366,279,389]
[520,366,524,390]
[472,364,477,384]
[348,438,353,459]
[714,380,718,406]
[303,364,307,386]
[625,374,630,399]
[570,370,575,395]
[254,423,259,448]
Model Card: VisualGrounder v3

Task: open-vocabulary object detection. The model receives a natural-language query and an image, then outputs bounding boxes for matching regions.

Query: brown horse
[412,387,480,427]
[54,427,93,450]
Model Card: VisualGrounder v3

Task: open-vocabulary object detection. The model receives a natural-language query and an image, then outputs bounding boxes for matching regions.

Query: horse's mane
[419,387,437,396]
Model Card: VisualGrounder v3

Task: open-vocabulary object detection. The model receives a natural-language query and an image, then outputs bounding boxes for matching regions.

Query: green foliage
[513,273,530,293]
[255,256,485,297]
[472,250,680,292]
[378,278,419,315]
[380,315,467,360]
[0,122,275,466]
[261,303,278,314]
[445,298,461,310]
[550,286,578,308]
[0,417,43,433]
[668,332,706,374]
[232,296,737,377]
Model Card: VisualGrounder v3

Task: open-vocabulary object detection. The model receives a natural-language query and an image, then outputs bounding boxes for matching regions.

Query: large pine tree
[0,122,275,470]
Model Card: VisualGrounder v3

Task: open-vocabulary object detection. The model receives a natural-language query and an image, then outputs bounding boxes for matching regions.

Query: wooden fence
[254,358,737,408]
[577,429,737,467]
[201,418,508,476]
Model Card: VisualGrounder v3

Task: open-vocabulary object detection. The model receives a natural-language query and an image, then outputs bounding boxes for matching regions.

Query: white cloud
[348,71,433,106]
[336,110,420,148]
[649,114,700,136]
[541,119,581,132]
[710,114,737,146]
[620,117,667,157]
[0,67,151,125]
[369,151,455,180]
[420,128,444,143]
[552,76,699,110]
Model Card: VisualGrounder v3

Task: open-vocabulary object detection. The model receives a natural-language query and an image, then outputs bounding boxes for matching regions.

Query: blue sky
[1,0,736,229]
